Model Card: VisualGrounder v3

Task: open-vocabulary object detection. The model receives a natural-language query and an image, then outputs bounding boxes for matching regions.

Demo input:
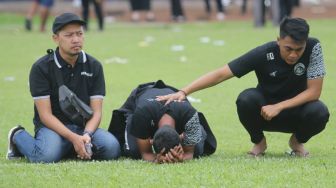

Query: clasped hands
[74,134,92,160]
[155,145,184,164]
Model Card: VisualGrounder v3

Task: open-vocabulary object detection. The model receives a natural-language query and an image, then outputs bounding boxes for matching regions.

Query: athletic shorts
[35,0,54,8]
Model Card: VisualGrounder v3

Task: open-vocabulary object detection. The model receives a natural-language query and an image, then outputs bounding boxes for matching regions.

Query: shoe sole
[6,126,23,159]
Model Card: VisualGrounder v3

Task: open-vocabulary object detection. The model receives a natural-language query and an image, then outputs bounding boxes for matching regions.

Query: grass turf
[0,14,335,187]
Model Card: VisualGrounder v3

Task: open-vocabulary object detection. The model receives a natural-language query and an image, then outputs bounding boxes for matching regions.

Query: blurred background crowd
[0,0,335,32]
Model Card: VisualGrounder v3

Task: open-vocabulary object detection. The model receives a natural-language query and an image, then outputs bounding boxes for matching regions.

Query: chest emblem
[293,63,305,76]
[81,71,93,77]
[266,52,274,61]
[269,71,277,77]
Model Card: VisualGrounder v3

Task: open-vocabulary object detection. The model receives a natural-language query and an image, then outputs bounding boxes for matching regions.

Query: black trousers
[236,88,329,144]
[254,0,266,27]
[121,114,141,159]
[81,0,104,30]
[130,0,151,11]
[204,0,224,13]
[241,0,247,14]
[279,0,294,20]
[170,0,184,17]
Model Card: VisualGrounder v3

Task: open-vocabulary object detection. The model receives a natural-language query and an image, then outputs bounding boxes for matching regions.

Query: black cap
[52,13,85,34]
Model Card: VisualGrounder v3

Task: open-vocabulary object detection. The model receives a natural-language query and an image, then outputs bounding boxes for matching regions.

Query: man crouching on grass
[157,17,330,157]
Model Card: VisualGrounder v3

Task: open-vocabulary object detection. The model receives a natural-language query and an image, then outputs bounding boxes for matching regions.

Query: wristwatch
[83,130,94,138]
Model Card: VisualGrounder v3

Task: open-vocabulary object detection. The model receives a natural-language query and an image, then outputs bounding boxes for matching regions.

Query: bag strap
[52,50,87,87]
[52,54,64,87]
[46,49,64,87]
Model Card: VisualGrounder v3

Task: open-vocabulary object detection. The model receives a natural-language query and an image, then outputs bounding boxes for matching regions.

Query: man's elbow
[312,94,321,101]
[309,90,322,101]
[40,114,52,125]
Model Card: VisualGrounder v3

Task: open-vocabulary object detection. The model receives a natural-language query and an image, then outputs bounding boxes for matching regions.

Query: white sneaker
[131,12,140,22]
[146,12,155,21]
[6,125,25,159]
[216,12,226,21]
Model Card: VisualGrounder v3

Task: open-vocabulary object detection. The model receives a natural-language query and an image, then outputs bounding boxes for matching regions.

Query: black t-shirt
[130,88,203,146]
[29,48,105,129]
[228,37,325,101]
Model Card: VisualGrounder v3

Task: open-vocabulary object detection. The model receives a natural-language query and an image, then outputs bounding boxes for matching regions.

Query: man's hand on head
[154,148,166,164]
[163,145,184,163]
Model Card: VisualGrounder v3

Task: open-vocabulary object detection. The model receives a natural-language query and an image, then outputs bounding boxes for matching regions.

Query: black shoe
[6,125,25,159]
[25,19,32,31]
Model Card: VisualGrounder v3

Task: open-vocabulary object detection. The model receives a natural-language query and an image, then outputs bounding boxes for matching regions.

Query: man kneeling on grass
[108,80,217,163]
[6,13,120,163]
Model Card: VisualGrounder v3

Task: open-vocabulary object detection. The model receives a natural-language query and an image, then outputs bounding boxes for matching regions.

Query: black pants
[170,0,184,18]
[204,0,224,13]
[280,0,294,20]
[122,115,206,159]
[81,0,104,30]
[241,0,247,14]
[236,88,329,144]
[254,0,267,27]
[130,0,151,11]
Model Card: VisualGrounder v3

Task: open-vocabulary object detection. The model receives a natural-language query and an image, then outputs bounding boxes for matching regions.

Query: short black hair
[279,17,309,42]
[152,125,180,154]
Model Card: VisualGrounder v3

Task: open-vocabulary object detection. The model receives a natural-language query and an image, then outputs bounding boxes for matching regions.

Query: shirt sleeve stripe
[33,95,50,100]
[90,95,104,99]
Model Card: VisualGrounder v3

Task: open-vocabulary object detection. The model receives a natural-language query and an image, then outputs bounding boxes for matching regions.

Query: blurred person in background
[25,0,54,32]
[204,0,226,21]
[171,0,185,22]
[129,0,155,22]
[241,0,248,15]
[279,0,301,21]
[253,0,280,27]
[81,0,104,31]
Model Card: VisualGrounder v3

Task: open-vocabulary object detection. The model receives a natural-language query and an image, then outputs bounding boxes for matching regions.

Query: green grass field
[0,14,335,187]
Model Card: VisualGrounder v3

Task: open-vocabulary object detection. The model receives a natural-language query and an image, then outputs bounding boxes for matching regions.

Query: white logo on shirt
[269,71,277,77]
[81,72,93,77]
[266,52,274,61]
[294,63,305,76]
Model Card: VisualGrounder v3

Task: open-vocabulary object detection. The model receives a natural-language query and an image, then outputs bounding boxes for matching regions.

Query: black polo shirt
[129,88,203,146]
[228,37,325,102]
[29,48,105,129]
